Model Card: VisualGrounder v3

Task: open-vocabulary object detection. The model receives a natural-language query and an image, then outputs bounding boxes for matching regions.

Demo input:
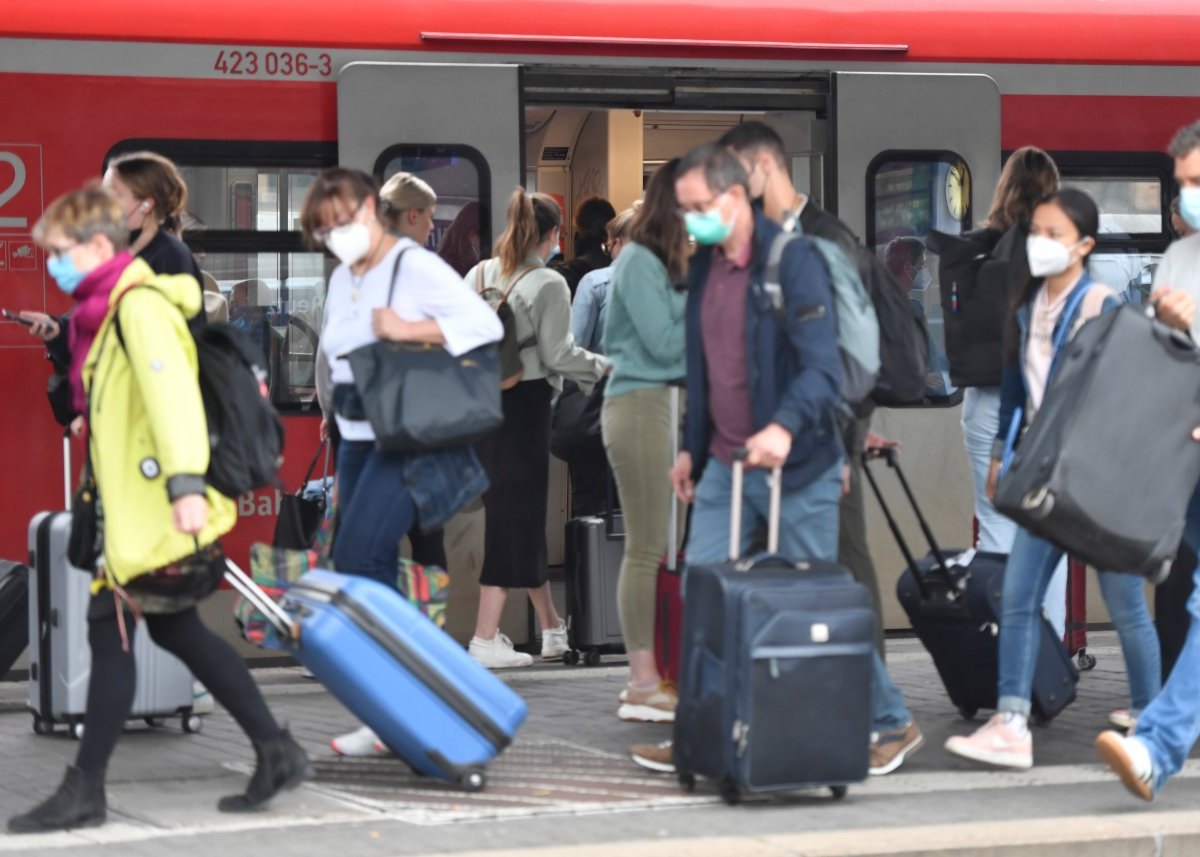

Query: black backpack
[115,288,284,498]
[797,204,929,408]
[926,225,1024,388]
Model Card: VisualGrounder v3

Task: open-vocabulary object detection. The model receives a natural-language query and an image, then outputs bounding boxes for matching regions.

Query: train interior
[163,71,1170,649]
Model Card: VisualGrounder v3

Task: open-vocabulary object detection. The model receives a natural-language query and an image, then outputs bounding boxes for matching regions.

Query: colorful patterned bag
[398,558,451,629]
[232,543,319,649]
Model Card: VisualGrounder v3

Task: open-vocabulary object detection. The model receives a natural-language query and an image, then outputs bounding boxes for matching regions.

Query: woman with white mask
[945,189,1160,770]
[300,168,502,755]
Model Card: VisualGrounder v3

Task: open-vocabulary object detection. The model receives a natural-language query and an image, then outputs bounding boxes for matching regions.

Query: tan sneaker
[631,740,675,773]
[1096,730,1154,801]
[869,722,925,775]
[944,713,1033,769]
[618,682,677,723]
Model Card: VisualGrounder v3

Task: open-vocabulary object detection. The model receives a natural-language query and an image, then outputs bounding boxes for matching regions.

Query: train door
[833,71,1002,629]
[337,62,528,645]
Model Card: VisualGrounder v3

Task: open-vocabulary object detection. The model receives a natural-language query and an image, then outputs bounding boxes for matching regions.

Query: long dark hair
[629,159,689,282]
[985,147,1060,232]
[1005,188,1100,361]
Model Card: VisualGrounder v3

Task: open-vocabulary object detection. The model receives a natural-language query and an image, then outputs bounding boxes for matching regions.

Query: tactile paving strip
[308,739,712,823]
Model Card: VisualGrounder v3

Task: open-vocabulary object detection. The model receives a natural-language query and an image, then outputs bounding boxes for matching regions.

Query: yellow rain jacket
[83,258,236,587]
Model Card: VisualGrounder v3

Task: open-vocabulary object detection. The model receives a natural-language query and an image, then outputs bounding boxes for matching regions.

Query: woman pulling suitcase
[945,189,1161,770]
[10,188,307,834]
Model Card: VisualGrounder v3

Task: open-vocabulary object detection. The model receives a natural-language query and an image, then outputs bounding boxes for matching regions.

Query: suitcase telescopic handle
[667,385,681,572]
[224,559,297,639]
[730,448,783,561]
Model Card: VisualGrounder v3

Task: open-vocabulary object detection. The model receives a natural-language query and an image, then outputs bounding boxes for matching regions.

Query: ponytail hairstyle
[379,172,437,233]
[495,188,561,277]
[107,151,189,233]
[299,167,379,247]
[629,158,689,283]
[985,146,1060,232]
[1005,187,1100,361]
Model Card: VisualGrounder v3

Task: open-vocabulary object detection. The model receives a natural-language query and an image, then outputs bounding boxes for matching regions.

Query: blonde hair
[33,186,129,251]
[606,207,637,244]
[107,151,189,233]
[494,188,561,277]
[380,172,437,232]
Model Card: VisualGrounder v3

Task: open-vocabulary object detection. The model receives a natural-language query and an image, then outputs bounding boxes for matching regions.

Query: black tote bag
[273,439,331,550]
[345,251,504,453]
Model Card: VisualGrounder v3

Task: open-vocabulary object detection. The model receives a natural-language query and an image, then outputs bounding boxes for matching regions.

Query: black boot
[8,766,107,834]
[218,729,310,813]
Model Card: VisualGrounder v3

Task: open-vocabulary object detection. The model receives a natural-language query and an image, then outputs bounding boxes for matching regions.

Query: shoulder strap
[385,246,413,307]
[502,266,538,302]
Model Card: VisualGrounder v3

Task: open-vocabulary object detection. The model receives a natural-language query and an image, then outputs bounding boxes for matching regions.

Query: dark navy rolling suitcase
[227,564,527,791]
[863,449,1077,723]
[0,560,29,677]
[674,451,875,804]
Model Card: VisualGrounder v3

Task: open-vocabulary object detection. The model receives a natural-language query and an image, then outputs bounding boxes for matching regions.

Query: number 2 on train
[0,152,28,229]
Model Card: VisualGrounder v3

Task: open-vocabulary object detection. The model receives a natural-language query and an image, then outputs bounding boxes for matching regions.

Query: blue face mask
[1180,187,1200,231]
[684,203,735,246]
[47,253,86,295]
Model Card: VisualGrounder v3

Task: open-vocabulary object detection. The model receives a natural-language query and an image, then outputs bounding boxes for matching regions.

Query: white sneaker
[469,633,534,669]
[1096,730,1154,801]
[541,623,569,659]
[331,725,387,756]
[192,681,214,715]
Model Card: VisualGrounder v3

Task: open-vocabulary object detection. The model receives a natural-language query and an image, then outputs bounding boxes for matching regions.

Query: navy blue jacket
[683,210,843,491]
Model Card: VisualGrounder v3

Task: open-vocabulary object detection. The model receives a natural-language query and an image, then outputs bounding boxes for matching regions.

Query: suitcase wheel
[145,717,166,728]
[459,769,486,793]
[1077,650,1097,671]
[32,716,52,736]
[718,777,741,806]
[583,650,602,667]
[183,714,203,735]
[562,650,580,666]
[830,785,848,800]
[678,772,696,793]
[957,706,978,721]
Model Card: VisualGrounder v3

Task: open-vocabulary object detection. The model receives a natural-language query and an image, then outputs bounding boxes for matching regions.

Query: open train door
[832,72,1000,242]
[337,62,524,251]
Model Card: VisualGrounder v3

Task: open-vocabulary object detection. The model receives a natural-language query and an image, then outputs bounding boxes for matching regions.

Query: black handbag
[272,439,331,550]
[345,251,504,453]
[550,377,607,461]
[67,456,101,571]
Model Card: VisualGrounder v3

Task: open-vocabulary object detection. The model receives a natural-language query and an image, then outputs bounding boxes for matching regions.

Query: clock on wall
[945,161,970,221]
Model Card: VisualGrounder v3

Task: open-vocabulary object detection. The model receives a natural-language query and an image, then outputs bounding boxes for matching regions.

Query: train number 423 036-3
[213,50,333,78]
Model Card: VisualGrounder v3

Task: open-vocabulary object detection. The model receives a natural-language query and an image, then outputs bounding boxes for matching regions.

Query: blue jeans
[687,457,912,733]
[1133,484,1200,794]
[962,387,1067,637]
[331,440,416,590]
[997,526,1160,718]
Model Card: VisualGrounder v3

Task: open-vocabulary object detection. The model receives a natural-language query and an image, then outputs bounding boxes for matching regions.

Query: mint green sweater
[602,242,687,398]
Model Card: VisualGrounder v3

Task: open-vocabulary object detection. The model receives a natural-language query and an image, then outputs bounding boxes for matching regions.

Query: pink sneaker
[944,714,1033,769]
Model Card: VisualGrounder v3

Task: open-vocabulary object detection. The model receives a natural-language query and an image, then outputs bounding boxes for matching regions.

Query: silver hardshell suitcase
[26,438,198,738]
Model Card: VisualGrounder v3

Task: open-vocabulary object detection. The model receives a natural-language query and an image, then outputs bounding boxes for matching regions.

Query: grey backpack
[766,232,881,409]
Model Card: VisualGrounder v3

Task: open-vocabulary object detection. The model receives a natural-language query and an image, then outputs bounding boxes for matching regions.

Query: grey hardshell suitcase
[28,504,198,738]
[563,498,625,665]
[674,451,875,804]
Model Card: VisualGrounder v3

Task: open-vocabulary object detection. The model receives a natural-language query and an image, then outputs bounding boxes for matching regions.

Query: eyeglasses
[677,192,725,217]
[314,200,366,243]
[46,242,79,260]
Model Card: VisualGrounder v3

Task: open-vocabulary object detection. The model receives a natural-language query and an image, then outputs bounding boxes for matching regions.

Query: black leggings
[76,601,280,774]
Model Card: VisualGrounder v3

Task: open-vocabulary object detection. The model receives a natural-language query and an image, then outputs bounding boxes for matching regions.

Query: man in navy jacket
[634,143,923,777]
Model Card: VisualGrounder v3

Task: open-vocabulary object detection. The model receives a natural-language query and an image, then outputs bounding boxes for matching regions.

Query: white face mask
[326,221,372,266]
[1026,235,1083,278]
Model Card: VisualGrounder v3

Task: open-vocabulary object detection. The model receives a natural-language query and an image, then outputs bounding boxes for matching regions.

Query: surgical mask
[325,222,372,266]
[911,267,932,292]
[544,243,561,265]
[47,253,86,295]
[1180,187,1200,231]
[684,204,735,246]
[1026,235,1083,278]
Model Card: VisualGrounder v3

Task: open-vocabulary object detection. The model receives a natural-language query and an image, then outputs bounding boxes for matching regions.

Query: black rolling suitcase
[0,560,29,676]
[562,486,625,666]
[863,448,1077,722]
[674,451,874,804]
[995,304,1200,581]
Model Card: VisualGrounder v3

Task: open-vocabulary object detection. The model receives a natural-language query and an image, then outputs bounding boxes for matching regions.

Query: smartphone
[1,309,33,327]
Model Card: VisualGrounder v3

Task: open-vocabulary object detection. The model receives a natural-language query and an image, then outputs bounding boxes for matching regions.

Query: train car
[2,0,1199,648]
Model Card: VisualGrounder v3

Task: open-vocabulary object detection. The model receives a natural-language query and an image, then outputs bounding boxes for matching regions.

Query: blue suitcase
[227,565,527,791]
[674,453,875,804]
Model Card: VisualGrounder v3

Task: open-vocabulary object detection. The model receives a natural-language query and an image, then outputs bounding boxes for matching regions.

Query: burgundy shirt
[700,246,756,466]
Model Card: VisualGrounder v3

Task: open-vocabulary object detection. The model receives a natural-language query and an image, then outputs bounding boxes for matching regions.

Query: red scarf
[69,252,134,414]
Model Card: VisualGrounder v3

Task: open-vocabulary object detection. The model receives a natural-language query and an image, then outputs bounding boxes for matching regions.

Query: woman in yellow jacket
[9,188,307,835]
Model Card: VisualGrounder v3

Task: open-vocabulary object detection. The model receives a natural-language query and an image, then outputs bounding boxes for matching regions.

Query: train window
[105,141,337,413]
[375,145,491,278]
[868,152,972,405]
